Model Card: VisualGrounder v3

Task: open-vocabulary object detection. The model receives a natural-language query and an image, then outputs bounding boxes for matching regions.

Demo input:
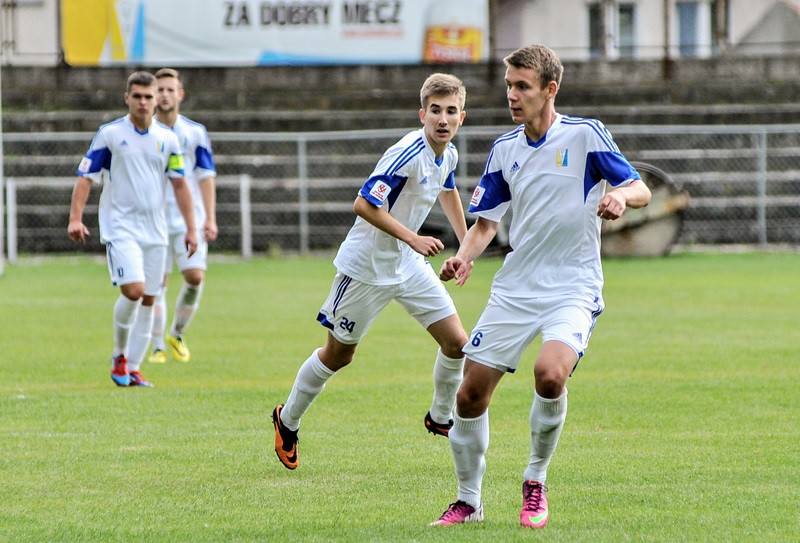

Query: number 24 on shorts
[339,317,356,333]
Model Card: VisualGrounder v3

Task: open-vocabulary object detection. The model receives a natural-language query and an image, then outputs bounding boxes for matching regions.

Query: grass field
[1,252,798,542]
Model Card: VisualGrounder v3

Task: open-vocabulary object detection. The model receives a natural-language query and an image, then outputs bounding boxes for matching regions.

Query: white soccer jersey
[77,115,185,246]
[164,115,216,235]
[469,114,640,301]
[334,128,459,285]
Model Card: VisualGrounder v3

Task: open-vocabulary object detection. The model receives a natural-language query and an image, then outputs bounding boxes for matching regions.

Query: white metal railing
[3,124,800,262]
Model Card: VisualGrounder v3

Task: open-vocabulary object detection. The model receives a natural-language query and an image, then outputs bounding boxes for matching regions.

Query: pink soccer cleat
[430,500,484,526]
[520,480,549,528]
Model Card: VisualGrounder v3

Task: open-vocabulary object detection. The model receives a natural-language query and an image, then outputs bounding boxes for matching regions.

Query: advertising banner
[61,0,488,66]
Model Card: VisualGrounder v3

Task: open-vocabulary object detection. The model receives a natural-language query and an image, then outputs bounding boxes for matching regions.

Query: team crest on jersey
[79,157,92,172]
[369,181,391,203]
[556,148,569,167]
[470,186,485,206]
[157,140,165,153]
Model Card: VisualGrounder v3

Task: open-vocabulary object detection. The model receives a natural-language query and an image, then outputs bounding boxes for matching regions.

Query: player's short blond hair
[420,73,466,110]
[504,44,564,89]
[154,68,182,87]
[126,71,156,92]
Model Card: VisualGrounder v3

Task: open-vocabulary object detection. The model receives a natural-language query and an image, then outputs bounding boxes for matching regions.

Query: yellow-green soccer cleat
[166,333,190,363]
[147,348,167,364]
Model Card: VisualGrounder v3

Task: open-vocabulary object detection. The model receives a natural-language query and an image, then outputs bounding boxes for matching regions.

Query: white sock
[113,294,139,356]
[524,389,568,483]
[430,349,464,423]
[151,287,167,351]
[281,348,335,431]
[127,304,154,372]
[450,411,489,508]
[170,281,203,336]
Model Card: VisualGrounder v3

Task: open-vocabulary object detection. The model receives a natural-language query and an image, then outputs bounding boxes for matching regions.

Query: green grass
[1,252,798,542]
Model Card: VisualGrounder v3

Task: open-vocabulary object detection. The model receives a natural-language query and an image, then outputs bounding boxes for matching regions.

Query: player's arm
[598,179,652,221]
[440,217,499,286]
[438,189,468,244]
[199,175,218,242]
[353,195,444,257]
[67,176,92,243]
[170,176,198,256]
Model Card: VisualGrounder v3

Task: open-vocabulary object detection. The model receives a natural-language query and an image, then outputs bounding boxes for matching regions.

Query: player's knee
[440,333,468,359]
[121,283,145,301]
[456,385,490,417]
[183,269,204,286]
[534,367,568,398]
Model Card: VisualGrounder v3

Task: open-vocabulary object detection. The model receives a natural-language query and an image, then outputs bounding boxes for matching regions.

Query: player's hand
[597,191,627,220]
[440,256,473,286]
[67,220,90,243]
[184,230,198,257]
[410,235,444,257]
[203,220,218,242]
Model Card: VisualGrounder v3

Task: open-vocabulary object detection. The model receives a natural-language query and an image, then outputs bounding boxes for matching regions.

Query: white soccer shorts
[105,238,167,295]
[463,293,605,373]
[317,262,457,345]
[164,229,208,274]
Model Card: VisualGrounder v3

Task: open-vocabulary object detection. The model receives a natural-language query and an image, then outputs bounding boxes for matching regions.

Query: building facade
[495,0,800,60]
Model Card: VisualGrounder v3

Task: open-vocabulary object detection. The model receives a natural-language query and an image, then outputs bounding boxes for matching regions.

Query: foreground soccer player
[145,68,218,365]
[431,45,651,528]
[273,73,471,470]
[68,71,197,387]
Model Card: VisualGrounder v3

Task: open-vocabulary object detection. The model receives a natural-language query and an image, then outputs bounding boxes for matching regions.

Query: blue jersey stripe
[384,138,425,176]
[562,117,618,152]
[483,127,522,175]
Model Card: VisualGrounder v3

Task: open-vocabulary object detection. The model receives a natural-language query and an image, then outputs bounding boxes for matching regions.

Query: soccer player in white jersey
[431,45,652,528]
[272,73,471,470]
[68,71,197,388]
[144,68,218,365]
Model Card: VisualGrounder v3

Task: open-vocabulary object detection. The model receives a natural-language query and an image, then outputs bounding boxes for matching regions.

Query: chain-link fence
[3,124,800,261]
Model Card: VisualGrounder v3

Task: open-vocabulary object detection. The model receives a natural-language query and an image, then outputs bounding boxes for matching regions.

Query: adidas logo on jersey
[510,161,520,172]
[120,140,129,146]
[420,176,428,184]
[572,332,583,342]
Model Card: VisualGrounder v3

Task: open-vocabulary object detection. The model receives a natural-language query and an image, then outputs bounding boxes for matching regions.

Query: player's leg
[148,244,173,363]
[397,263,468,436]
[147,276,168,363]
[107,239,146,387]
[273,333,357,470]
[433,292,538,525]
[521,298,602,528]
[166,234,208,362]
[274,274,390,469]
[431,359,503,526]
[125,245,167,387]
[425,314,468,436]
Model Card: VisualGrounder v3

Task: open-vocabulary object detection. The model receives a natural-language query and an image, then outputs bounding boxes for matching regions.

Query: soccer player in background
[68,71,197,387]
[272,73,471,470]
[431,45,652,528]
[145,68,218,365]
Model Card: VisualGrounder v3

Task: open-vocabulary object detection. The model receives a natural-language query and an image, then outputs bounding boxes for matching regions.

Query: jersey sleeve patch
[77,147,111,177]
[359,173,408,207]
[468,169,511,213]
